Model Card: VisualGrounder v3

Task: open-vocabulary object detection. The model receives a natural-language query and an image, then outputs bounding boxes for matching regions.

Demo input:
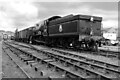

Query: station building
[102,27,118,45]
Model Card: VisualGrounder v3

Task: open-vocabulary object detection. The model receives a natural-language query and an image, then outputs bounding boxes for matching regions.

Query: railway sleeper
[13,45,120,78]
[46,63,52,68]
[30,62,41,68]
[6,42,119,79]
[54,67,65,73]
[23,58,33,62]
[45,63,70,77]
[105,64,118,71]
[62,61,93,77]
[56,49,120,73]
[85,58,93,62]
[27,60,36,65]
[8,48,21,56]
[3,44,32,79]
[18,54,27,58]
[52,48,119,67]
[32,56,86,78]
[90,63,119,77]
[108,54,117,58]
[59,57,116,79]
[55,50,66,55]
[104,70,119,78]
[84,59,120,74]
[27,52,107,78]
[65,72,80,78]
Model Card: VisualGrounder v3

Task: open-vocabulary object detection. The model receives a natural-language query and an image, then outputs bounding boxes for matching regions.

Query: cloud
[0,1,39,31]
[2,0,118,2]
[0,7,15,31]
[10,2,38,17]
[0,1,118,32]
[91,9,118,28]
[102,20,118,28]
[57,3,118,22]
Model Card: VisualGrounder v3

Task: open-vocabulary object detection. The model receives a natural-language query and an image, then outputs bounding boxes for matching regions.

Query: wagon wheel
[92,43,98,51]
[89,41,98,51]
[85,42,89,50]
[29,36,33,44]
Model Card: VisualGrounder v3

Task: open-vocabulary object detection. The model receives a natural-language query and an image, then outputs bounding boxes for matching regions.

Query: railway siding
[9,41,120,69]
[99,46,119,52]
[12,41,120,60]
[5,42,88,79]
[2,42,51,78]
[2,48,28,78]
[2,46,31,78]
[5,41,120,79]
[50,48,119,67]
[41,50,119,78]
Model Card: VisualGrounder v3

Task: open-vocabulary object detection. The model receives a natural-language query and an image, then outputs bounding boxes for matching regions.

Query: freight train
[14,14,103,51]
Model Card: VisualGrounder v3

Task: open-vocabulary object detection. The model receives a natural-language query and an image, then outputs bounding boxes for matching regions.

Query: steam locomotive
[15,14,103,51]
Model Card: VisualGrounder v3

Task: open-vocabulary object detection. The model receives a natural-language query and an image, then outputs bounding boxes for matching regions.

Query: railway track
[4,41,120,80]
[2,42,57,79]
[3,42,74,79]
[9,40,119,59]
[2,43,32,79]
[56,47,119,59]
[8,41,119,66]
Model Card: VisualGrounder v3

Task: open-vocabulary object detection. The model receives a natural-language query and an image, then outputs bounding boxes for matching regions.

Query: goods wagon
[15,26,35,43]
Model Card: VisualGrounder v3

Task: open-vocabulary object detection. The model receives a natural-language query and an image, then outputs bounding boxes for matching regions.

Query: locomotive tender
[15,14,102,51]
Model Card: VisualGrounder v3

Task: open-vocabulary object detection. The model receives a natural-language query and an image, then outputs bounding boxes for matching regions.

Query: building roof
[103,27,118,33]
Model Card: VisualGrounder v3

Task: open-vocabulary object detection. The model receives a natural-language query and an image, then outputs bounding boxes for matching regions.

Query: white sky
[0,0,119,32]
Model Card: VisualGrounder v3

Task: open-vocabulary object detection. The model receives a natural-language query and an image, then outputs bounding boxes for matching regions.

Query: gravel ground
[2,41,63,79]
[2,44,27,78]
